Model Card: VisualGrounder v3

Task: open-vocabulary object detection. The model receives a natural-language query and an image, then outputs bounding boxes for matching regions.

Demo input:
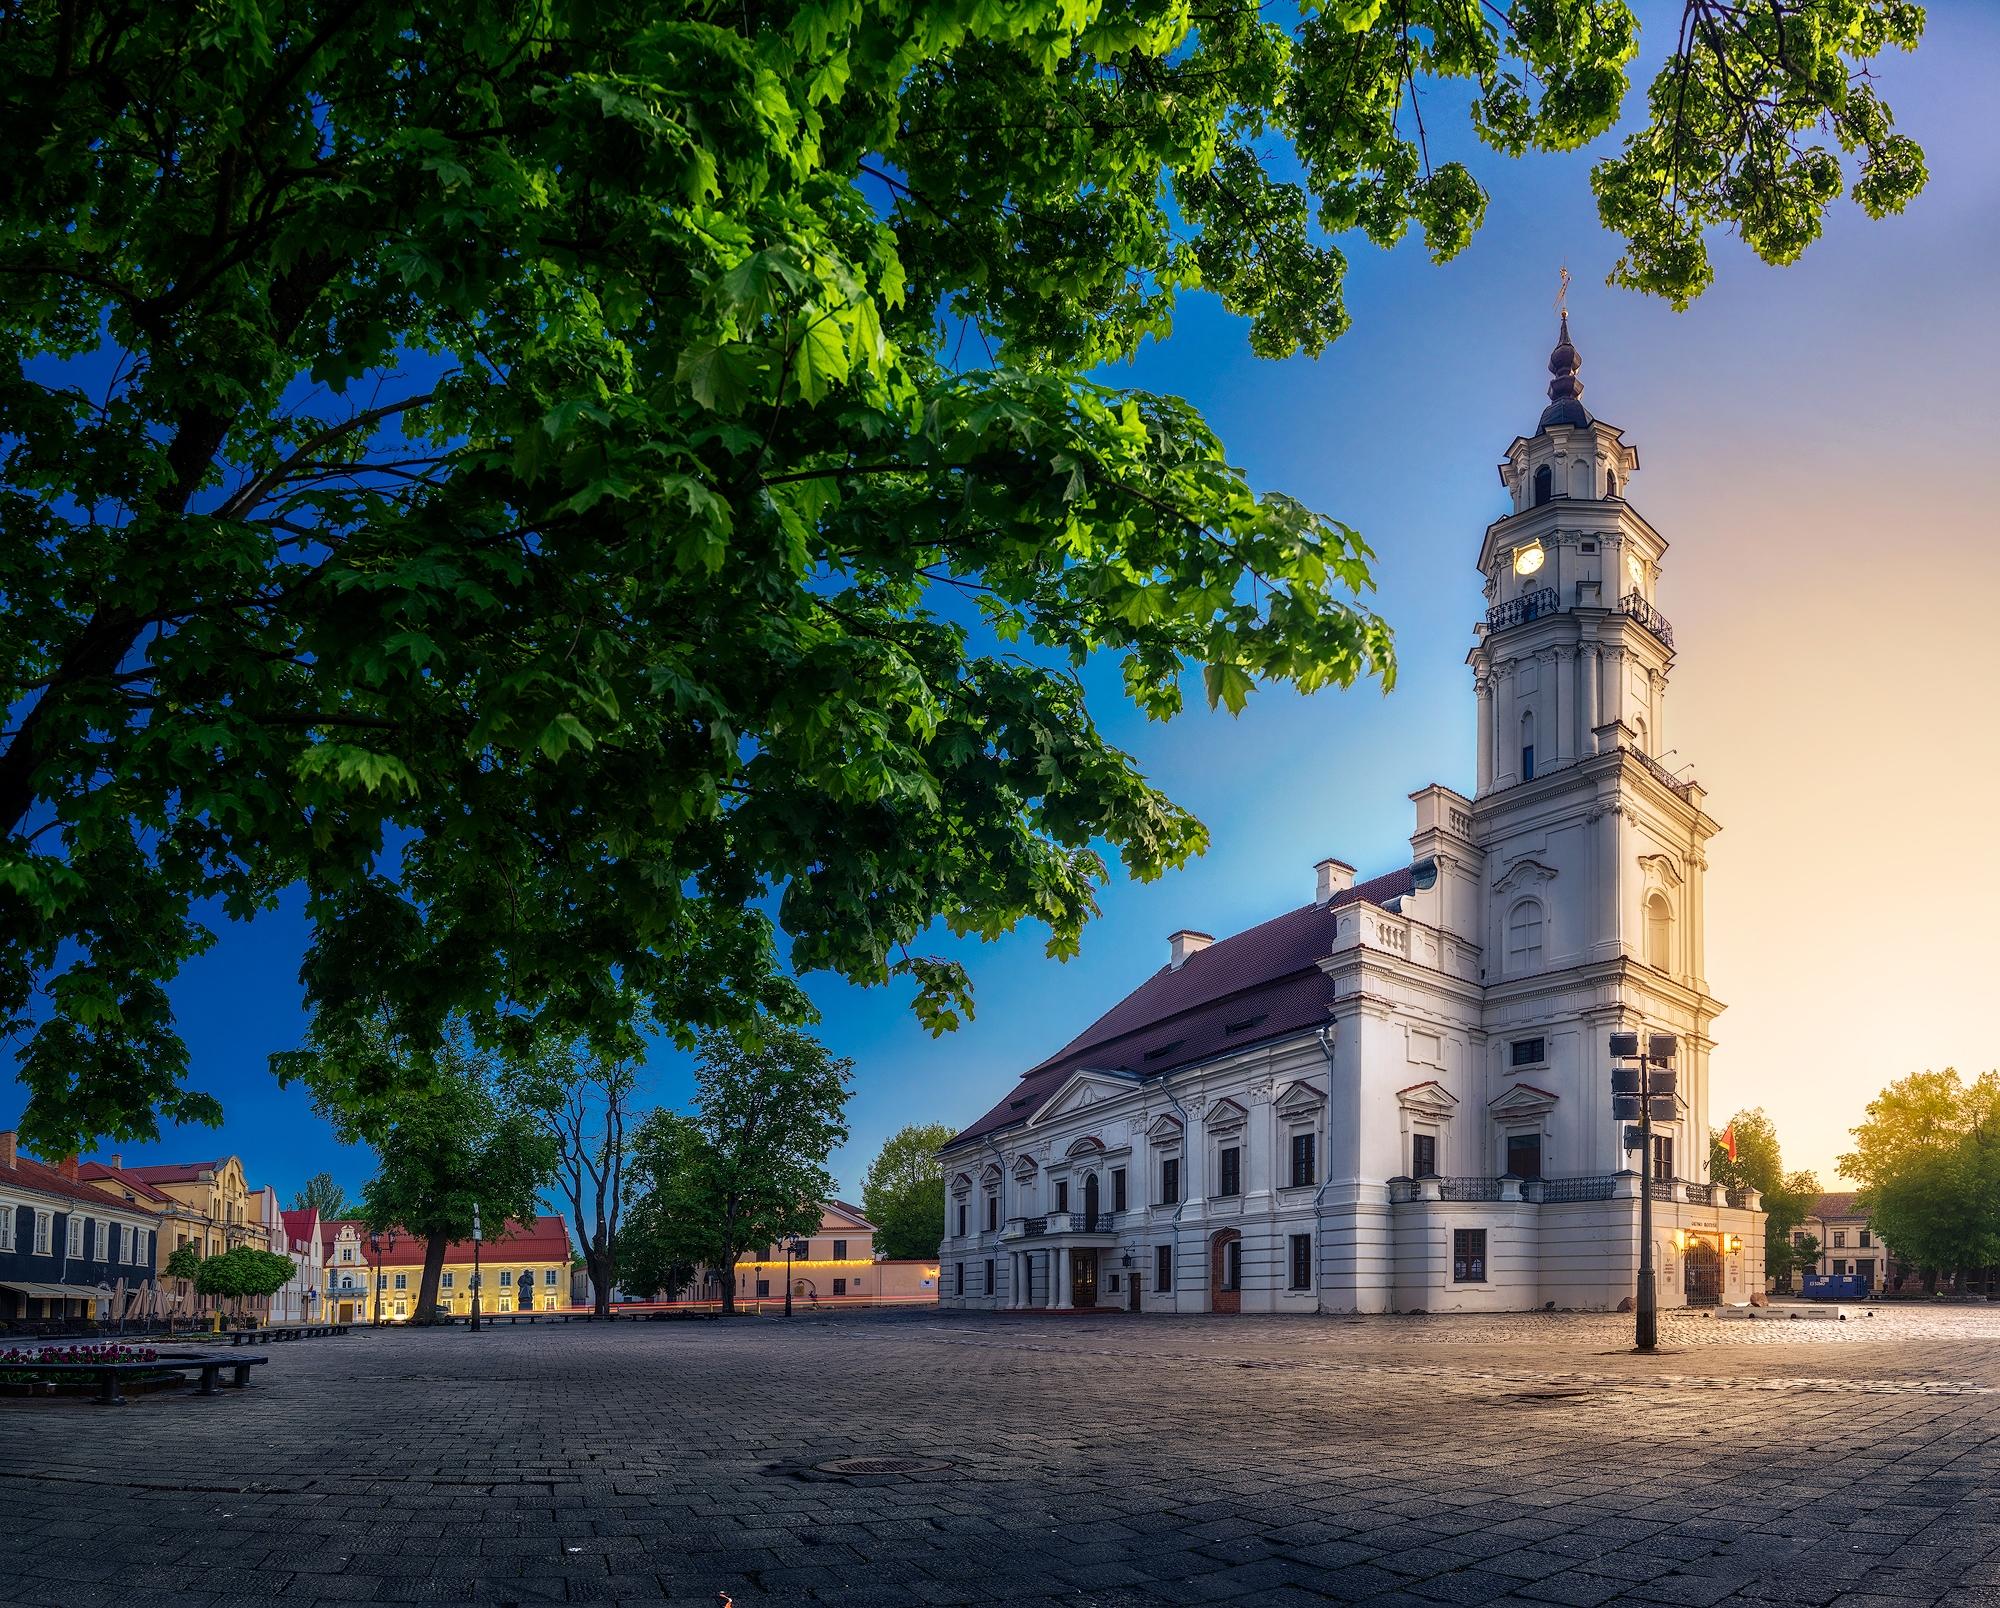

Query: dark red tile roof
[948,867,1414,1148]
[1810,1192,1864,1221]
[7,1152,167,1215]
[76,1161,180,1204]
[322,1215,572,1267]
[279,1208,320,1252]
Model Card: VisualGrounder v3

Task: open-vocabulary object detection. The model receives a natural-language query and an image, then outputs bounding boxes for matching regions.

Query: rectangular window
[832,1239,848,1259]
[1154,1245,1172,1293]
[442,1272,455,1289]
[67,1215,83,1257]
[984,1197,998,1231]
[956,1203,967,1237]
[1453,1229,1487,1283]
[756,1279,771,1298]
[1289,1234,1312,1291]
[833,1278,847,1296]
[394,1299,408,1318]
[133,1228,146,1263]
[498,1269,513,1285]
[340,1246,353,1262]
[1412,1133,1437,1178]
[1832,1230,1846,1248]
[1791,1233,1806,1248]
[1859,1229,1872,1248]
[544,1269,557,1285]
[394,1272,408,1290]
[1290,1132,1316,1188]
[1111,1168,1127,1212]
[1055,1181,1069,1213]
[1521,744,1535,781]
[34,1211,51,1255]
[955,1262,965,1296]
[1159,1157,1180,1205]
[0,1207,13,1252]
[1510,1037,1546,1067]
[1217,1146,1241,1198]
[1651,1135,1674,1179]
[985,1259,995,1296]
[1505,1133,1543,1180]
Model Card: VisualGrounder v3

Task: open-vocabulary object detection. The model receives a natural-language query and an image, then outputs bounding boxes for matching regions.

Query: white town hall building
[938,321,1765,1316]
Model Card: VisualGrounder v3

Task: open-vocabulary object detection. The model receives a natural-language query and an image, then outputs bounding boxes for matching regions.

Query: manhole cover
[812,1455,950,1476]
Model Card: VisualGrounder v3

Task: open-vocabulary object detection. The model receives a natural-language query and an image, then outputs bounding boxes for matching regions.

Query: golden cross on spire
[1556,262,1571,317]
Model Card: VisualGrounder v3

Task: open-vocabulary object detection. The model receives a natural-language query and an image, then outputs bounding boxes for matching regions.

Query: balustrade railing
[1538,1175,1619,1203]
[1018,1217,1047,1237]
[1627,744,1697,802]
[1487,587,1560,631]
[1619,590,1675,649]
[1682,1182,1715,1205]
[1440,1177,1504,1202]
[1725,1187,1750,1209]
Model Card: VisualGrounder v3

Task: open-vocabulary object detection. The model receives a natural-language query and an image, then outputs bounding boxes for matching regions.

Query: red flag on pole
[1720,1121,1738,1162]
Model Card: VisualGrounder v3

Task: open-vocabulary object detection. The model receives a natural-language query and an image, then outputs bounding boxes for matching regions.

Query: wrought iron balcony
[1619,590,1675,649]
[1627,745,1697,803]
[1486,587,1559,631]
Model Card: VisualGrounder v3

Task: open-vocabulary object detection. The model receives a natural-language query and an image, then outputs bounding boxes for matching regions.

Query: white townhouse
[939,320,1765,1316]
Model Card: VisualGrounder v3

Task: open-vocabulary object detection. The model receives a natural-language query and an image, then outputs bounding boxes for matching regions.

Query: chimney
[58,1155,79,1181]
[1315,857,1357,904]
[1167,929,1214,969]
[0,1131,15,1169]
[111,1153,122,1170]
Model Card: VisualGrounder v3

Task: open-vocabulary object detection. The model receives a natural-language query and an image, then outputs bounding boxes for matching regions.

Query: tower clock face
[1512,542,1545,577]
[1626,550,1644,592]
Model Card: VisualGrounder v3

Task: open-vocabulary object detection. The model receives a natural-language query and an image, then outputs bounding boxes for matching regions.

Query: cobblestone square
[6,1308,2000,1608]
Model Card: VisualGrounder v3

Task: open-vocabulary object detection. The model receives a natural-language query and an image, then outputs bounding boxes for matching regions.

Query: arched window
[1632,716,1649,758]
[1645,893,1673,971]
[1505,900,1545,975]
[1520,710,1536,782]
[1533,464,1552,506]
[1605,470,1620,498]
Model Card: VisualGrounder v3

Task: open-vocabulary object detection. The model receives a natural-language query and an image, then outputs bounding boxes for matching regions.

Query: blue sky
[8,5,1998,1204]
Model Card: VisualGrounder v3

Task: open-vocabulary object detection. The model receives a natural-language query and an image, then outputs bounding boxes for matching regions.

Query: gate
[1684,1236,1722,1307]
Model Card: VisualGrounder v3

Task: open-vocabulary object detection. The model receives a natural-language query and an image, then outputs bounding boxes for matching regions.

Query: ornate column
[1474,669,1494,794]
[1053,1245,1073,1309]
[1494,662,1517,788]
[1554,646,1576,764]
[1582,643,1601,753]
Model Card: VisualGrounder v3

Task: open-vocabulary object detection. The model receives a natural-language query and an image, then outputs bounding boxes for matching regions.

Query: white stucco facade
[939,324,1765,1316]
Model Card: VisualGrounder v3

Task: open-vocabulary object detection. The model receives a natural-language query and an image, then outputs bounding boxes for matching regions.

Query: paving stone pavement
[5,1306,2000,1608]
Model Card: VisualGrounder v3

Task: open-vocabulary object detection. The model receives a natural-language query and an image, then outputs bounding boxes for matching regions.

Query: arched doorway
[1082,1171,1100,1230]
[1684,1237,1721,1307]
[1209,1229,1242,1314]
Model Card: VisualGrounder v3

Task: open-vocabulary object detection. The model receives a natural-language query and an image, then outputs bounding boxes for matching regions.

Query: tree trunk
[410,1235,450,1323]
[587,1247,614,1317]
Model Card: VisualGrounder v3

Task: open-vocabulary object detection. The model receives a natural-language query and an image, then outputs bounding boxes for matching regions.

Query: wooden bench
[223,1323,348,1345]
[0,1351,268,1406]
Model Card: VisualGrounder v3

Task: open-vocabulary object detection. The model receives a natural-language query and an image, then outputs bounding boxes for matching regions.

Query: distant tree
[288,1172,350,1221]
[508,1046,634,1318]
[162,1242,204,1311]
[1709,1109,1818,1285]
[194,1247,296,1320]
[286,1021,558,1323]
[1844,1070,2000,1291]
[861,1123,954,1261]
[623,1026,851,1315]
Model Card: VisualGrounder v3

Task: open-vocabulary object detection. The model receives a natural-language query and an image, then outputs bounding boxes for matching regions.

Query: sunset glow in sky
[7,6,1996,1204]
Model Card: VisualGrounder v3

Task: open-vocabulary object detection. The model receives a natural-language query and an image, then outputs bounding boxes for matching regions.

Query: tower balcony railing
[1619,590,1675,650]
[1627,745,1697,803]
[1486,587,1559,631]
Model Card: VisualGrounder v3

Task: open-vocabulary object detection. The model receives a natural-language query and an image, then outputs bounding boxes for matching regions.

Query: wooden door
[1071,1250,1097,1308]
[1209,1230,1241,1314]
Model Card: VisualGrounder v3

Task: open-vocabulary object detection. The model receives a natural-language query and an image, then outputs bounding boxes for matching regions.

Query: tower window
[1645,893,1673,972]
[1605,472,1620,498]
[1533,465,1552,506]
[1520,711,1535,782]
[1505,900,1544,975]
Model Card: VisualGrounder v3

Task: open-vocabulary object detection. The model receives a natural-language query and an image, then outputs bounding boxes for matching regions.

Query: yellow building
[79,1154,275,1315]
[731,1202,938,1306]
[322,1215,572,1322]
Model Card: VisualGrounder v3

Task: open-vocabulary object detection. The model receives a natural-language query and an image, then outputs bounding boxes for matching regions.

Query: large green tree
[507,1046,636,1317]
[1708,1107,1818,1286]
[861,1122,954,1260]
[622,1025,852,1314]
[1843,1069,2000,1290]
[296,1024,558,1322]
[1,1,1929,1153]
[288,1171,352,1221]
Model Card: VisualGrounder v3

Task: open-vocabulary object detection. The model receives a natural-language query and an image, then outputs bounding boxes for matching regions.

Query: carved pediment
[1638,853,1685,888]
[1494,856,1560,895]
[1065,1135,1105,1158]
[1203,1097,1248,1133]
[949,1172,973,1197]
[1026,1068,1142,1128]
[1011,1154,1038,1181]
[1396,1079,1458,1118]
[1146,1113,1184,1144]
[1274,1080,1326,1119]
[1489,1082,1559,1117]
[979,1163,1003,1189]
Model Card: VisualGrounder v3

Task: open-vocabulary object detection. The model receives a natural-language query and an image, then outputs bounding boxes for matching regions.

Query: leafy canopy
[621,1025,852,1306]
[288,1172,352,1221]
[0,0,1928,1151]
[1708,1107,1817,1279]
[860,1121,954,1261]
[1844,1069,2000,1278]
[193,1246,297,1302]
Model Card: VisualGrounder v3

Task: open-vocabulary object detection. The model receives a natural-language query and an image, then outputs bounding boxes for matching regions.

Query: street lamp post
[1611,1030,1678,1352]
[470,1204,483,1334]
[782,1239,811,1318]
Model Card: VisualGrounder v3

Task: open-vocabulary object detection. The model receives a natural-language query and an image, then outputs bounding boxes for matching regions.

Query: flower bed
[0,1342,165,1395]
